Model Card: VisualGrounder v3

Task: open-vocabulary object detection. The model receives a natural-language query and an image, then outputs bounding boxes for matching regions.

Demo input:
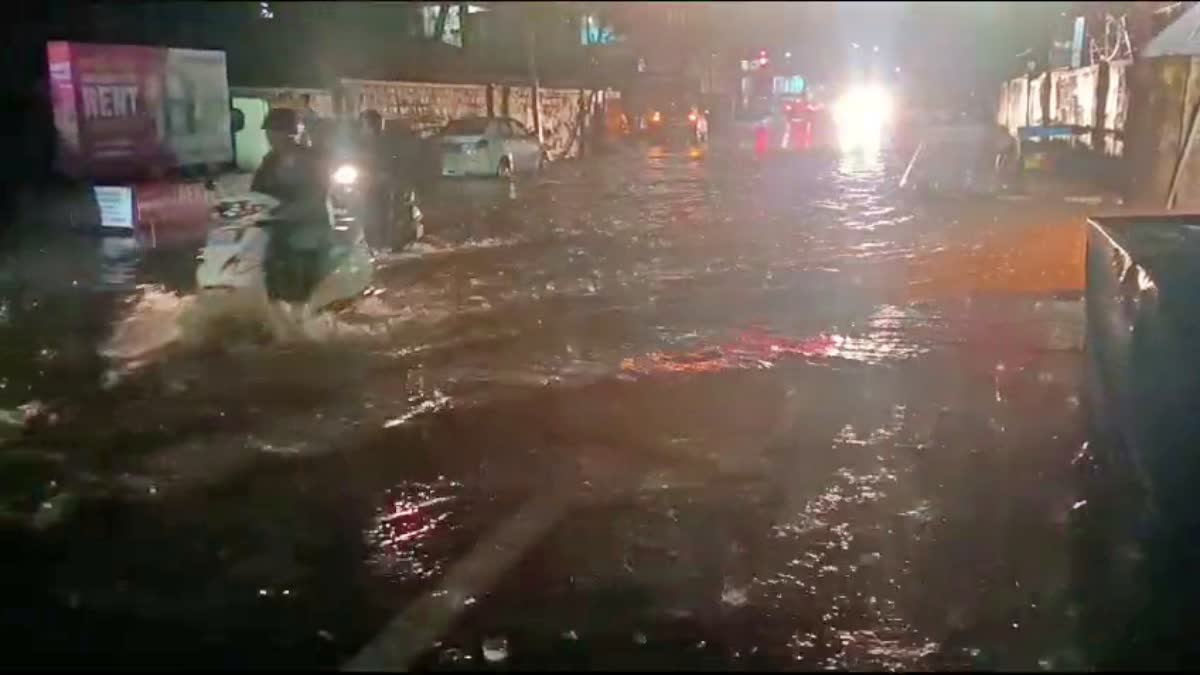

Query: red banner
[47,42,233,181]
[135,180,215,244]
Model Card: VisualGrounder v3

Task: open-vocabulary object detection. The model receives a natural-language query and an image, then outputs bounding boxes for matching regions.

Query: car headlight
[332,164,359,185]
[833,85,893,151]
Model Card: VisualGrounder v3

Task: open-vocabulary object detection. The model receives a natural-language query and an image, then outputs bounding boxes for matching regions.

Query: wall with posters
[997,62,1129,158]
[47,41,234,181]
[340,79,489,137]
[997,76,1028,139]
[339,78,600,161]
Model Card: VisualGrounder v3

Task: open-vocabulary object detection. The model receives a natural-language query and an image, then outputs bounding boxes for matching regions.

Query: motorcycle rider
[690,105,709,144]
[357,109,425,251]
[252,107,334,303]
[298,93,321,148]
[358,109,390,186]
[352,108,399,250]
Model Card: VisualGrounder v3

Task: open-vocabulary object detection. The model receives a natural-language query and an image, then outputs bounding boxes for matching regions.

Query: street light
[785,51,792,59]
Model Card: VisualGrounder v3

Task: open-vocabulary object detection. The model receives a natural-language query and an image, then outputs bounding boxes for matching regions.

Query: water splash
[382,390,452,428]
[99,284,193,368]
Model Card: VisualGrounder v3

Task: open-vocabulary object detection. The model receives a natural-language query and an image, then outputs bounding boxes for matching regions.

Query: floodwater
[0,142,1153,669]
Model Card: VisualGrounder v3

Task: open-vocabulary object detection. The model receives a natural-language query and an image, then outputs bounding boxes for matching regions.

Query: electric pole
[525,4,542,142]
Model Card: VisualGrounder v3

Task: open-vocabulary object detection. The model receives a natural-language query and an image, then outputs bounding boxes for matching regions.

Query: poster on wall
[1071,16,1086,69]
[47,41,233,181]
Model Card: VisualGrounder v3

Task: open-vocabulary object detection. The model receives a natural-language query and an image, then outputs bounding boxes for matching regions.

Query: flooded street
[2,143,1120,669]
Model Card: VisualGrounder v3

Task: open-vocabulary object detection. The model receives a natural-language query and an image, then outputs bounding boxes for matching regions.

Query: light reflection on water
[838,148,887,179]
[98,237,142,289]
[365,477,464,583]
[621,304,933,376]
[763,402,944,670]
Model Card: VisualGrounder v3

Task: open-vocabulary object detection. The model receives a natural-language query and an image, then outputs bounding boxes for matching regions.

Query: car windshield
[442,118,491,135]
[8,1,1192,671]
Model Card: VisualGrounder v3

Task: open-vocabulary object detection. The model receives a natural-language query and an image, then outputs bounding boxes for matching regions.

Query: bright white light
[833,85,893,152]
[332,164,359,185]
[785,51,792,58]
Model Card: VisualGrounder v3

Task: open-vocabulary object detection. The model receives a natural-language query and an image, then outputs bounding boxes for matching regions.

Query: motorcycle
[193,180,374,339]
[318,119,425,253]
[688,109,709,145]
[328,160,424,253]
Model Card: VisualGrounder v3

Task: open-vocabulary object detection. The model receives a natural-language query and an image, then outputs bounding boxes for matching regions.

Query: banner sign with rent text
[47,41,233,181]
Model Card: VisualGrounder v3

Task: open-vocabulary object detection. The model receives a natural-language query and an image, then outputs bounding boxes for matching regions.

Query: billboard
[47,41,233,180]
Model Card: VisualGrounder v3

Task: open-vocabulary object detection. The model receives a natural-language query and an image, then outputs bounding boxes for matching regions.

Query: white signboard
[94,185,135,229]
[164,48,234,168]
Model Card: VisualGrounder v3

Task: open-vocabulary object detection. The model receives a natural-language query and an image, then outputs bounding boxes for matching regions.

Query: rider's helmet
[262,107,301,139]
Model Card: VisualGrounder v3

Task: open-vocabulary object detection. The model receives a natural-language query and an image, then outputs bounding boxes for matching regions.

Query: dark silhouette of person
[252,107,332,302]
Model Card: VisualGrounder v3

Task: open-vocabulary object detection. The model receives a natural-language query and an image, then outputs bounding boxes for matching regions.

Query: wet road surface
[0,143,1133,669]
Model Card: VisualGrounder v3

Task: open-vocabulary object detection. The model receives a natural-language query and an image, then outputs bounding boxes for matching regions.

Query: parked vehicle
[438,117,545,177]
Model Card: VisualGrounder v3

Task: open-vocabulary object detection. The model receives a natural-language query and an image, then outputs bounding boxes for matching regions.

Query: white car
[438,117,545,177]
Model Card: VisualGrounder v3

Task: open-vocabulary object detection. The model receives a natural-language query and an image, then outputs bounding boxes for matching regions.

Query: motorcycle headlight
[332,164,359,186]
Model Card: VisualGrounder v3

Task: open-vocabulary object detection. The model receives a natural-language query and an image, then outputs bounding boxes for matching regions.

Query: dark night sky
[712,1,1072,103]
[7,2,1075,88]
[3,2,1077,109]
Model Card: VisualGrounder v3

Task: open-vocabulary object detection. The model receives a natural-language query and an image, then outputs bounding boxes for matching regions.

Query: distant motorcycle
[641,107,708,147]
[316,118,425,253]
[688,109,709,145]
[327,158,424,253]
